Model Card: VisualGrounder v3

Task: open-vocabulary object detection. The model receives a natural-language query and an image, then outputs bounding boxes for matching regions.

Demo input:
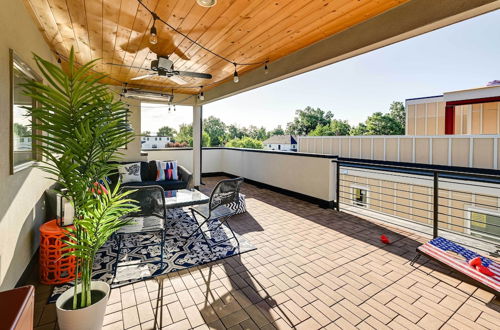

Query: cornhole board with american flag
[415,237,499,295]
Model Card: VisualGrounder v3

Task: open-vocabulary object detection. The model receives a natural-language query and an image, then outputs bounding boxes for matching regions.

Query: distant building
[141,136,171,149]
[13,136,32,150]
[406,83,500,136]
[263,135,298,152]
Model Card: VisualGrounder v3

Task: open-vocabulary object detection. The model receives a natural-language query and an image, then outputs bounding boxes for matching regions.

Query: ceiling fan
[108,56,212,85]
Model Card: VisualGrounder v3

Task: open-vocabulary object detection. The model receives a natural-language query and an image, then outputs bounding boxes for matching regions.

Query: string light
[122,82,128,94]
[149,13,159,45]
[264,61,269,74]
[168,103,171,113]
[173,104,176,111]
[233,64,239,83]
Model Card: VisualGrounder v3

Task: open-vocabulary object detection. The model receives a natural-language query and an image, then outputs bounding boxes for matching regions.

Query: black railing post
[433,171,439,238]
[336,160,340,211]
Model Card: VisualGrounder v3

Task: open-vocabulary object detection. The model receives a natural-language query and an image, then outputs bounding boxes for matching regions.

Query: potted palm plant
[23,49,139,330]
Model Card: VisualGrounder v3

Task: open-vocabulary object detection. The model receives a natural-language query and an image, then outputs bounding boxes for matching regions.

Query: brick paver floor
[31,176,499,329]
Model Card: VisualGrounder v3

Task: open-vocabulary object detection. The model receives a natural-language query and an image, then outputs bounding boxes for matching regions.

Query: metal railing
[333,158,500,254]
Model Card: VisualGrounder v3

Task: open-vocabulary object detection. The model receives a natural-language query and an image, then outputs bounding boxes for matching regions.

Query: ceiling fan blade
[131,74,156,81]
[176,71,212,79]
[167,75,188,85]
[106,62,152,71]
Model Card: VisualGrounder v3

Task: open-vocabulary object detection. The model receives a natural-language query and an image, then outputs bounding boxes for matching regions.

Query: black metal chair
[183,177,244,253]
[113,185,167,280]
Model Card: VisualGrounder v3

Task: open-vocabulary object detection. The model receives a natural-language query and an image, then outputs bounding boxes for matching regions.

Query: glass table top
[164,189,209,208]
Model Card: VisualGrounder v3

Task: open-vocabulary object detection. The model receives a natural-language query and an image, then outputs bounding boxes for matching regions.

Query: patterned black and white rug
[49,208,255,303]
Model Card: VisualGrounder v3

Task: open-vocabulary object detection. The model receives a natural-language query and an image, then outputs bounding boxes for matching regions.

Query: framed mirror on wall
[9,49,42,174]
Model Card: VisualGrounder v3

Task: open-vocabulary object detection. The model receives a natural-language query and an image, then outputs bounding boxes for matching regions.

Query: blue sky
[143,10,499,133]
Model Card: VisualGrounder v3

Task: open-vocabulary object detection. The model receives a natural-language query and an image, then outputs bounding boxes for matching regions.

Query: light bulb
[199,91,205,100]
[233,70,239,83]
[196,0,217,7]
[264,63,269,74]
[173,104,176,111]
[150,26,158,45]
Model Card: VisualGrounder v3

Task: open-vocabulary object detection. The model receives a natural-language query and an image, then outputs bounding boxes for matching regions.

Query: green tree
[364,112,404,135]
[330,119,351,136]
[308,119,351,136]
[203,116,227,146]
[286,106,333,135]
[388,101,406,133]
[175,124,210,147]
[269,125,285,136]
[157,126,177,137]
[225,137,263,149]
[141,130,151,136]
[13,123,31,137]
[246,125,269,141]
[350,123,368,136]
[226,124,245,140]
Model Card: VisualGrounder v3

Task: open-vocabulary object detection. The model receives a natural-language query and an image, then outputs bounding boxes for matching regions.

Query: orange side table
[39,220,76,285]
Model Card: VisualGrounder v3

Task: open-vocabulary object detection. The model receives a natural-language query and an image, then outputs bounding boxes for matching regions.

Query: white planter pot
[56,281,110,330]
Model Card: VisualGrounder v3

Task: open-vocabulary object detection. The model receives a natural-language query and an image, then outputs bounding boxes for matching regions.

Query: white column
[192,105,202,187]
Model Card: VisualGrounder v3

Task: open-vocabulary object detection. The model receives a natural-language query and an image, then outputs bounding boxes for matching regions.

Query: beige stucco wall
[222,149,334,201]
[299,135,500,170]
[144,148,335,202]
[0,0,56,289]
[454,102,500,135]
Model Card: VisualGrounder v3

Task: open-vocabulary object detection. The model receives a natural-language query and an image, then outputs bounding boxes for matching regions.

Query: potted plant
[23,49,139,330]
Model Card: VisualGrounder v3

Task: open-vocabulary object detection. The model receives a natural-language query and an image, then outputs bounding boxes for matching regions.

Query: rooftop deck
[31,176,499,329]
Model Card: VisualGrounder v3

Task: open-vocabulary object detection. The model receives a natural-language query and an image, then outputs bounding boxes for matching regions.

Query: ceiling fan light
[149,26,158,45]
[196,0,217,8]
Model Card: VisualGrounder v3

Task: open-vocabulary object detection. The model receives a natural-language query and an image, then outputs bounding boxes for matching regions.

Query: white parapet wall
[298,135,500,170]
[145,148,336,202]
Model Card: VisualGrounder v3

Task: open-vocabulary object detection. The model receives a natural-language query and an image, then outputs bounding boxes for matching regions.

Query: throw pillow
[118,162,142,183]
[155,160,179,181]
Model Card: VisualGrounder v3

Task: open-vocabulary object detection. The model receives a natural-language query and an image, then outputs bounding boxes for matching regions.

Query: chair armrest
[178,165,193,188]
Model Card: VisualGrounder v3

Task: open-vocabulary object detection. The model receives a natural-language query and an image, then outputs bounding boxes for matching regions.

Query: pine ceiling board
[109,0,139,77]
[193,0,404,87]
[24,0,67,56]
[234,0,403,66]
[46,0,77,55]
[188,0,373,76]
[264,0,408,63]
[167,0,238,69]
[24,0,411,94]
[86,0,105,72]
[181,0,311,76]
[173,0,279,74]
[102,0,122,75]
[116,0,152,78]
[65,0,92,64]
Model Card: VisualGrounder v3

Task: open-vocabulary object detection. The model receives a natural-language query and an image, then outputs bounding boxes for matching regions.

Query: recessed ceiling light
[196,0,217,8]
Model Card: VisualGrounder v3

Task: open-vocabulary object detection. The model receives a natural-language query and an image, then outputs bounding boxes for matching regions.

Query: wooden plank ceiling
[24,0,408,95]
